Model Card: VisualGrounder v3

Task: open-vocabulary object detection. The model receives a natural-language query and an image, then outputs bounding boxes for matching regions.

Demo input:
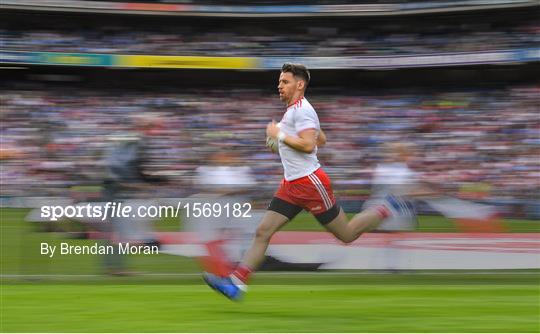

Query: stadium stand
[1,1,539,218]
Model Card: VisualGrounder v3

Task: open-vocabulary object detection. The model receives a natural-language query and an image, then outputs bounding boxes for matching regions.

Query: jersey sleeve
[294,106,320,134]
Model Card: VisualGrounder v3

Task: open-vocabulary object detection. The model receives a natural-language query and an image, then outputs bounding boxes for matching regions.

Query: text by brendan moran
[40,242,159,257]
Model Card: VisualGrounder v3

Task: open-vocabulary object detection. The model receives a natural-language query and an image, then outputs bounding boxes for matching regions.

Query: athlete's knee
[334,226,362,244]
[334,231,361,244]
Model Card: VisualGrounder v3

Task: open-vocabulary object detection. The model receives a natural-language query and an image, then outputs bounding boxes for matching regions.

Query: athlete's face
[278,71,304,104]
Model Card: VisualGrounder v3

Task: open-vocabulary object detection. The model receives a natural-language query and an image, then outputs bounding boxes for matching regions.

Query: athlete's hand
[266,120,280,139]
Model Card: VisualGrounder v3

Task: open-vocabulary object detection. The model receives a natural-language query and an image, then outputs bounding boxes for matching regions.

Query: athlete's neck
[286,93,304,108]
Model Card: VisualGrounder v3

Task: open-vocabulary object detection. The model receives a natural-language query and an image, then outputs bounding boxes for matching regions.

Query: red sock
[374,205,391,219]
[231,264,252,284]
[200,240,233,277]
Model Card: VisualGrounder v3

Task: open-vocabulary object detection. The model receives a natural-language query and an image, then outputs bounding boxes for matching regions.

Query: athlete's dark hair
[281,63,310,87]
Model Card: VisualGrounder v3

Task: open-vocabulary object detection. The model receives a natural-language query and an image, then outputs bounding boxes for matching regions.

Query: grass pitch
[1,208,539,332]
[2,283,539,332]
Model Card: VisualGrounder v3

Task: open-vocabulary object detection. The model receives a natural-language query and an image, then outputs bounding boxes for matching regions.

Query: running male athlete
[203,63,411,300]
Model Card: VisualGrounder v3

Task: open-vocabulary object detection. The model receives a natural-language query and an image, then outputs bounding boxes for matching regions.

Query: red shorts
[274,168,337,215]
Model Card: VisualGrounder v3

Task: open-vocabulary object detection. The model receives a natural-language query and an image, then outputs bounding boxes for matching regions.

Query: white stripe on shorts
[308,174,332,210]
[310,173,333,208]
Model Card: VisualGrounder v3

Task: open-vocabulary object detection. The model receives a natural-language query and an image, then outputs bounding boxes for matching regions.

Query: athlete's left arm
[287,128,319,153]
[317,128,327,147]
[266,121,317,153]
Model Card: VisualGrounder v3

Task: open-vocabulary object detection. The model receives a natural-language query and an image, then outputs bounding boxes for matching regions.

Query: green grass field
[3,284,539,332]
[2,208,539,332]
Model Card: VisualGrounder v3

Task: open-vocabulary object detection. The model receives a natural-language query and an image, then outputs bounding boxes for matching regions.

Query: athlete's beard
[279,93,288,104]
[280,91,301,106]
[281,92,298,106]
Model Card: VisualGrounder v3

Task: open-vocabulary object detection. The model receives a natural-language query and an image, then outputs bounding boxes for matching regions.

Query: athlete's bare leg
[241,210,290,269]
[203,196,402,301]
[324,207,384,243]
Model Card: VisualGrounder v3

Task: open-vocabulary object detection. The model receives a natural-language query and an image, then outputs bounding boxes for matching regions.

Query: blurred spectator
[1,85,539,203]
[1,19,538,57]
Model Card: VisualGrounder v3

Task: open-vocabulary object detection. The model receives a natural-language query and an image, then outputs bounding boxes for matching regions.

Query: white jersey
[189,165,256,244]
[369,162,418,231]
[196,165,255,189]
[278,97,321,181]
[371,162,418,197]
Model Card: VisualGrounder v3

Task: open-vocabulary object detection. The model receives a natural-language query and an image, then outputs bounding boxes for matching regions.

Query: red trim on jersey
[287,96,304,110]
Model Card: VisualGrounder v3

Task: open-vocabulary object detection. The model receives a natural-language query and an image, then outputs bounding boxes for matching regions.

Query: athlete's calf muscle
[241,210,289,269]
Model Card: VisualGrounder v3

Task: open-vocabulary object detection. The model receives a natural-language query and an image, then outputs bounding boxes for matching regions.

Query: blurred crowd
[1,85,539,201]
[2,19,538,56]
